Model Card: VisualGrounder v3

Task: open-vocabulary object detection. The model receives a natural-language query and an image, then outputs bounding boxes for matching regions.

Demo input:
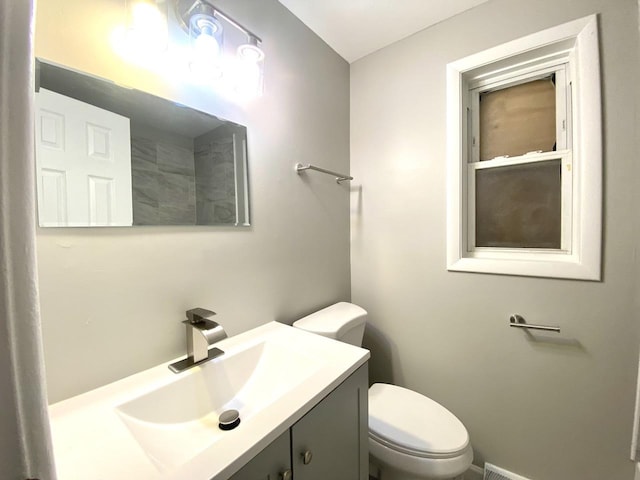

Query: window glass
[475,159,561,248]
[479,77,556,161]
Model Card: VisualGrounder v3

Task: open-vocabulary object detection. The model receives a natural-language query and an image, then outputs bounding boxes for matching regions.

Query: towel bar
[295,163,353,184]
[509,314,560,333]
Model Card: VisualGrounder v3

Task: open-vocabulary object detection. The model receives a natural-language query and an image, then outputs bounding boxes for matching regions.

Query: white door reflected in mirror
[35,88,133,227]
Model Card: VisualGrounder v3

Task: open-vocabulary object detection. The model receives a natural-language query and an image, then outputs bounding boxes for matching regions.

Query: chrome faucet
[169,307,227,373]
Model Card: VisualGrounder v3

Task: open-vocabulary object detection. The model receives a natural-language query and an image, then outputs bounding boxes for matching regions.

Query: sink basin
[49,322,369,480]
[116,339,323,470]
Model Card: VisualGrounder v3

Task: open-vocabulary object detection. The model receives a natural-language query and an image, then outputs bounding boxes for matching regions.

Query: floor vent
[484,463,532,480]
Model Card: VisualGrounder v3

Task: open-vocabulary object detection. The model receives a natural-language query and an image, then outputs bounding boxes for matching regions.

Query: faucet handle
[186,307,216,324]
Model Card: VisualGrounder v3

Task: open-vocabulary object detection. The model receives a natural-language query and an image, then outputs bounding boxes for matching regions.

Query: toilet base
[369,438,473,480]
[371,461,464,480]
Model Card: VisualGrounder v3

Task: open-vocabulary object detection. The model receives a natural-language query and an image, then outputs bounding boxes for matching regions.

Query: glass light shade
[237,43,264,63]
[189,13,224,79]
[126,0,168,54]
[234,58,264,98]
[234,37,264,97]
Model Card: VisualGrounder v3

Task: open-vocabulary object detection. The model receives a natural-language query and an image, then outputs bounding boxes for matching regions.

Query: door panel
[292,366,368,480]
[228,430,291,480]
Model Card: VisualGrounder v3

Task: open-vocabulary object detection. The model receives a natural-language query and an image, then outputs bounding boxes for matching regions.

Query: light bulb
[194,32,220,59]
[127,1,168,54]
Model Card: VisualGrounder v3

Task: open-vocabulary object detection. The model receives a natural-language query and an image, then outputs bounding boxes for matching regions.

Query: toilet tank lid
[369,383,470,456]
[293,302,367,337]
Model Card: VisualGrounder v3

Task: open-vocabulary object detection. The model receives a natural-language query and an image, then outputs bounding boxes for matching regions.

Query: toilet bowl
[369,383,472,480]
[293,302,473,480]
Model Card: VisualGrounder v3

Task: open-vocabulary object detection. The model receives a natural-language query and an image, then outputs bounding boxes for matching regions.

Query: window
[446,15,601,280]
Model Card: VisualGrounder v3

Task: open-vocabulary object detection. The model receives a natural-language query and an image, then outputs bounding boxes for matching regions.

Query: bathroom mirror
[34,59,250,227]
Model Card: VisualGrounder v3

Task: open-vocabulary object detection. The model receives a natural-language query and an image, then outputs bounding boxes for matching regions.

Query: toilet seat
[369,383,470,458]
[369,431,465,459]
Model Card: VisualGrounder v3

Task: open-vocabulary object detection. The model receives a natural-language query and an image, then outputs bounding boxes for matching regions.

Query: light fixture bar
[176,0,262,43]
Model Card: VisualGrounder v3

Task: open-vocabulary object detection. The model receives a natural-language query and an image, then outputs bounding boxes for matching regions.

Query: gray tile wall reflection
[131,136,196,225]
[194,130,237,225]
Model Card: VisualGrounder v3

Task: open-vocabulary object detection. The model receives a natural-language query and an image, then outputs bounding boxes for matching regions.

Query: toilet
[293,302,473,480]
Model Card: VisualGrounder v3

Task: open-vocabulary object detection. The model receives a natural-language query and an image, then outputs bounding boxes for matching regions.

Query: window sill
[447,254,601,281]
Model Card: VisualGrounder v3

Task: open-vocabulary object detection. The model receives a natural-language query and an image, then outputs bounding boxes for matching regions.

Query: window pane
[475,160,561,248]
[480,78,556,160]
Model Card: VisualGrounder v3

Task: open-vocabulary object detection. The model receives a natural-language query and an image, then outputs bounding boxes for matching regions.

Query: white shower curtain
[0,0,57,478]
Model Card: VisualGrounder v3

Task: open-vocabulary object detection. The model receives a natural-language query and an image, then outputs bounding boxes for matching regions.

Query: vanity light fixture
[117,0,265,97]
[176,0,265,96]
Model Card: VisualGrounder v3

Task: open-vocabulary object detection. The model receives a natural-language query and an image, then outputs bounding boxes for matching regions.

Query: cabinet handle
[279,469,292,480]
[301,450,313,465]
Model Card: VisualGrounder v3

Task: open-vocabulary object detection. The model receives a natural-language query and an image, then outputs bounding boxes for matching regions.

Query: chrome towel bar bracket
[295,163,353,184]
[509,314,560,333]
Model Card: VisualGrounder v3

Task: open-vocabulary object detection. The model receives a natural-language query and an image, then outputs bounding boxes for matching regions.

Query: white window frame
[446,15,602,280]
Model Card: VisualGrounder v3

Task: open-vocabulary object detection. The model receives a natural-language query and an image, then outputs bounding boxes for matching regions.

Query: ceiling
[277,0,491,63]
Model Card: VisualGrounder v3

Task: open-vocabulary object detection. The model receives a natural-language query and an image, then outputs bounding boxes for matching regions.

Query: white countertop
[49,321,369,480]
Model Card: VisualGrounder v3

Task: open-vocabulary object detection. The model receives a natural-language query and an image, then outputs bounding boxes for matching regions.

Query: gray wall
[351,1,639,479]
[35,0,350,402]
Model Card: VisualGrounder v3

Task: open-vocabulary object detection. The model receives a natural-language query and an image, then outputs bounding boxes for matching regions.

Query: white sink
[49,321,369,480]
[115,339,323,469]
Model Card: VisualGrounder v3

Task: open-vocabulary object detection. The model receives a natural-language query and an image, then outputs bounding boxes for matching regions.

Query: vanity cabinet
[227,429,292,480]
[229,364,368,480]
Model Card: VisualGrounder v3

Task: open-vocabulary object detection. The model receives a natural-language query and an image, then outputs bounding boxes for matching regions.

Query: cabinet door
[228,429,292,480]
[291,365,368,480]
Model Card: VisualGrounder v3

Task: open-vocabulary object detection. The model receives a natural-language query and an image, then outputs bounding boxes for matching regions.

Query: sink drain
[219,409,241,431]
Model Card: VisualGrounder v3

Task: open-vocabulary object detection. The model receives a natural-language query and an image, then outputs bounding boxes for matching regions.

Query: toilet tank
[293,302,367,347]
